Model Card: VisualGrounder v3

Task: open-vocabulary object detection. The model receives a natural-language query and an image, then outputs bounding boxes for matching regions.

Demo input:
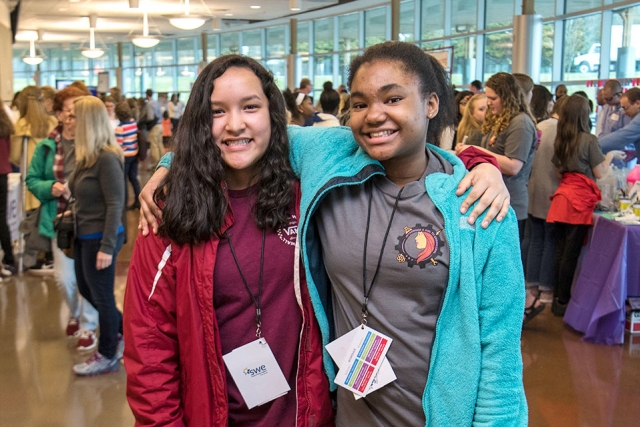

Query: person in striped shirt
[115,102,141,210]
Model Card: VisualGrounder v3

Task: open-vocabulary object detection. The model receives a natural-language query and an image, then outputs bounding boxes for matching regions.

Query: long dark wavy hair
[157,55,295,245]
[347,41,456,146]
[554,94,592,168]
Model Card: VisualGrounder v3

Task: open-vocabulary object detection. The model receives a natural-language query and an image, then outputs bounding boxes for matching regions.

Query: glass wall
[12,0,639,114]
[484,30,513,81]
[563,14,602,81]
[608,4,640,79]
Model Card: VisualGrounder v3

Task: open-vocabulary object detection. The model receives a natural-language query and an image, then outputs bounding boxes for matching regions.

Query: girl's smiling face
[210,67,271,189]
[348,59,438,168]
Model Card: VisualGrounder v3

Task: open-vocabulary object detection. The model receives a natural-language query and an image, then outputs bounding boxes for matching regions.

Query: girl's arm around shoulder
[472,210,528,426]
[124,232,185,427]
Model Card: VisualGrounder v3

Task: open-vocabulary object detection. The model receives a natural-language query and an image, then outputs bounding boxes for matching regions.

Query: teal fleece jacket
[157,126,528,426]
[25,137,59,239]
[288,126,527,427]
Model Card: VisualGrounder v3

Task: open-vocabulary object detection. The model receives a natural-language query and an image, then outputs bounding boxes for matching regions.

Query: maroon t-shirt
[214,185,302,426]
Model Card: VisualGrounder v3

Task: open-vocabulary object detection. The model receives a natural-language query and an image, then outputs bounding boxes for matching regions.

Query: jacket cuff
[157,152,173,170]
[459,146,499,170]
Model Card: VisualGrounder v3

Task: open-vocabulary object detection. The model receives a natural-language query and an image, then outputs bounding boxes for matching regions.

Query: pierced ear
[426,92,439,119]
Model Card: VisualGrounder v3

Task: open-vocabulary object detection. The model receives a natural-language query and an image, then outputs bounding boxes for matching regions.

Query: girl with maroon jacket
[123,56,334,426]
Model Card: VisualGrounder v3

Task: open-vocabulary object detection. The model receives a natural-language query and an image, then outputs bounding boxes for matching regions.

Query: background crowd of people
[2,39,640,425]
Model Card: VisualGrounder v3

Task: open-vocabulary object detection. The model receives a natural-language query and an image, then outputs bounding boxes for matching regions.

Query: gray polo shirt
[482,112,537,220]
[315,148,452,427]
[552,132,604,182]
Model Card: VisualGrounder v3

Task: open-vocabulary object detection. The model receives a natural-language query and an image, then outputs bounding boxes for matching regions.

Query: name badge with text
[326,326,396,399]
[223,338,291,409]
[611,113,620,122]
[331,325,393,397]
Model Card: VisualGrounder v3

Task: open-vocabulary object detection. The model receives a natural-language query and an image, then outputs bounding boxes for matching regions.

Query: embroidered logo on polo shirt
[395,223,445,268]
[277,214,298,246]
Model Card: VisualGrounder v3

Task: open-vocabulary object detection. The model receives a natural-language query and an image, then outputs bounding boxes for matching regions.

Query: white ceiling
[12,0,339,48]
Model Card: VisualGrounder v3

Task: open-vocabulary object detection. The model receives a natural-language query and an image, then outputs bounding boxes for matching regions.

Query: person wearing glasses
[599,87,640,156]
[26,87,100,352]
[597,80,630,138]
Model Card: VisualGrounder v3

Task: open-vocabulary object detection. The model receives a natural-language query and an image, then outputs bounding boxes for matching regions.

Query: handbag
[53,198,76,258]
[19,207,52,253]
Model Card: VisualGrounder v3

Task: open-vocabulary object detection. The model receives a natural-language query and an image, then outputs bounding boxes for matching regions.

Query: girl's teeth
[371,130,392,138]
[226,139,250,146]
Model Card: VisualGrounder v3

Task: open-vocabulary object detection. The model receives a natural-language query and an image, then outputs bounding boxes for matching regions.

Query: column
[512,0,542,81]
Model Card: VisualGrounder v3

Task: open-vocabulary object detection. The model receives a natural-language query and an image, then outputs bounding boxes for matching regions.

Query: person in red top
[547,94,625,316]
[123,55,334,426]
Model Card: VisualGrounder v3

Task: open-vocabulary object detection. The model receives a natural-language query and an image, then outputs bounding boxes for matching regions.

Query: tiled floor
[1,209,639,426]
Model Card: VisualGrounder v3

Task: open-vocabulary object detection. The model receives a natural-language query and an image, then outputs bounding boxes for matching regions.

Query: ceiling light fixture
[166,0,208,31]
[290,0,302,11]
[130,8,161,48]
[22,40,44,65]
[82,16,105,59]
[212,16,221,31]
[251,5,261,9]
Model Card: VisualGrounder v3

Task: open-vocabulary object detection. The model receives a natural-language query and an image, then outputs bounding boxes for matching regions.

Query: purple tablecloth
[564,215,640,345]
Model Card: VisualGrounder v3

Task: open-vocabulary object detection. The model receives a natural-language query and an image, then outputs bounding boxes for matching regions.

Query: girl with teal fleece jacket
[288,42,526,426]
[288,125,527,426]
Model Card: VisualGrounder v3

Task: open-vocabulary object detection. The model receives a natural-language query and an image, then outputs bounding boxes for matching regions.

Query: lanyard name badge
[328,183,402,398]
[222,231,291,409]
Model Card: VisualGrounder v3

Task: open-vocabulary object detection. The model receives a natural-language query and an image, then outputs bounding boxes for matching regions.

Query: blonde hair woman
[69,96,126,376]
[456,93,487,147]
[11,86,58,210]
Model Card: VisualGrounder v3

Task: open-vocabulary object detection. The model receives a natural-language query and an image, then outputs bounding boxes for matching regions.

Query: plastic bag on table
[597,165,618,211]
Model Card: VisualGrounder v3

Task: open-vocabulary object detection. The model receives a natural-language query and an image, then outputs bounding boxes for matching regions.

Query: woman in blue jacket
[141,42,525,426]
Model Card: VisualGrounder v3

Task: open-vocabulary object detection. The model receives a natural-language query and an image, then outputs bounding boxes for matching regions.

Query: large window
[484,30,513,81]
[541,23,554,82]
[451,37,476,86]
[221,32,240,55]
[266,26,287,58]
[314,18,334,54]
[365,7,387,47]
[207,33,220,61]
[338,13,360,51]
[452,0,477,35]
[11,0,640,107]
[563,14,602,80]
[566,0,602,14]
[421,0,444,39]
[486,0,514,29]
[399,0,415,42]
[609,5,640,79]
[242,29,263,58]
[177,37,200,65]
